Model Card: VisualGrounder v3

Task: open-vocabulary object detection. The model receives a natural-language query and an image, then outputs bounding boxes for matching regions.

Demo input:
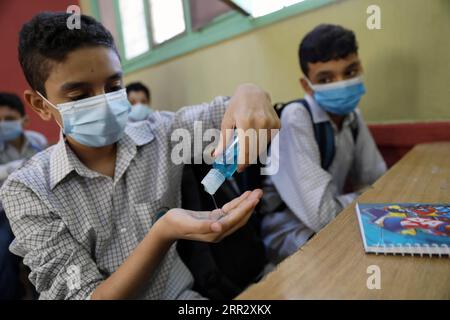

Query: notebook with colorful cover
[355,203,450,257]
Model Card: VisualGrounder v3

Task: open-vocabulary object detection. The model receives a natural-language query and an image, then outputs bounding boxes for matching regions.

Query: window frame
[89,0,335,74]
[114,0,152,60]
[147,0,189,47]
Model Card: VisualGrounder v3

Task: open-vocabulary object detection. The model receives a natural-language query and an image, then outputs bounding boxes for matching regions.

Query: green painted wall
[82,0,450,122]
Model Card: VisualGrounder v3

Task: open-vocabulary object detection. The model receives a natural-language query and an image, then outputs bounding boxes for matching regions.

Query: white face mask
[305,76,366,115]
[37,89,131,147]
[128,103,152,122]
[0,120,23,142]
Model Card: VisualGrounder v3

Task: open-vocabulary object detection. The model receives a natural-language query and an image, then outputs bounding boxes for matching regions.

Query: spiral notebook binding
[415,243,423,257]
[442,244,450,258]
[375,242,449,257]
[389,243,396,256]
[431,244,441,258]
[423,244,431,258]
[405,243,412,256]
[398,243,405,256]
[375,241,382,256]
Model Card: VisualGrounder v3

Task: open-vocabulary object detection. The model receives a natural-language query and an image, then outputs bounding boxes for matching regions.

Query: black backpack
[274,98,359,170]
[177,163,267,300]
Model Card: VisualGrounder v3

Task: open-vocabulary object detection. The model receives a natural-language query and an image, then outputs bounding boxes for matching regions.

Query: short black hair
[0,93,26,116]
[299,24,358,77]
[126,82,151,102]
[18,12,119,97]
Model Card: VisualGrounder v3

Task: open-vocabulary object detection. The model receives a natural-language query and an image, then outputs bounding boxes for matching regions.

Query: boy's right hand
[154,189,263,243]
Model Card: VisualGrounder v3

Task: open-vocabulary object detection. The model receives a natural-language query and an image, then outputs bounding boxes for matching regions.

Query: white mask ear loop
[304,77,316,94]
[36,91,64,130]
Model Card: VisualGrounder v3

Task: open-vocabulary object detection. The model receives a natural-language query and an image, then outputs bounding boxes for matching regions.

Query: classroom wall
[82,0,450,123]
[0,0,79,143]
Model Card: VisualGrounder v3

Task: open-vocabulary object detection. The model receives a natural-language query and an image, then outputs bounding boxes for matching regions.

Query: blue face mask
[38,89,131,147]
[128,103,152,122]
[307,76,366,115]
[0,120,23,142]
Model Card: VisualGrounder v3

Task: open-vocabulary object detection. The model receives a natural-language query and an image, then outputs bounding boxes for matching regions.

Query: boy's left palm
[156,189,263,243]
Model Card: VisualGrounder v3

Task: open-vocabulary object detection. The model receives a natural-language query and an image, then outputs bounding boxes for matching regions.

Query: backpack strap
[275,99,335,170]
[349,113,359,144]
[313,120,335,171]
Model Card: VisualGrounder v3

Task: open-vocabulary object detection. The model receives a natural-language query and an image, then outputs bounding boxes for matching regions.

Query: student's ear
[300,78,314,96]
[24,90,54,121]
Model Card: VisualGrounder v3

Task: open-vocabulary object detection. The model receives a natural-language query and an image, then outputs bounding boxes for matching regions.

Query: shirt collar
[49,124,154,190]
[49,135,73,190]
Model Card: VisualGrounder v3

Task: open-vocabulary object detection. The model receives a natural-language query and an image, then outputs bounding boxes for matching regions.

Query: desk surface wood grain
[237,142,450,300]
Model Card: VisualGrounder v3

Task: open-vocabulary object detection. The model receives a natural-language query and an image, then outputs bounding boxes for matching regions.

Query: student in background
[261,24,386,264]
[0,12,279,300]
[0,92,47,299]
[0,93,48,180]
[126,82,153,122]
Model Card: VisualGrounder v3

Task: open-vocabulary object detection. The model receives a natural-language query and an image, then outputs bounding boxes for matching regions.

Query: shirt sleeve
[1,180,105,300]
[350,113,387,189]
[155,96,230,160]
[269,103,344,233]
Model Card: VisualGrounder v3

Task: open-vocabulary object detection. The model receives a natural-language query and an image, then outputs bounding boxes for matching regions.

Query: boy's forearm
[90,224,174,300]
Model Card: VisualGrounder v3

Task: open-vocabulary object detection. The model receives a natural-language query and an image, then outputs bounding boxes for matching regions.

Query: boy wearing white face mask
[0,93,47,188]
[260,24,387,264]
[126,82,153,122]
[0,13,280,300]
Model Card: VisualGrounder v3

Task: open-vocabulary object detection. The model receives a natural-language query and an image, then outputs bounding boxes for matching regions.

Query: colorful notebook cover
[356,203,450,256]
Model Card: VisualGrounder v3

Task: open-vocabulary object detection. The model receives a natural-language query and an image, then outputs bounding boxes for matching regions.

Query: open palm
[159,189,263,243]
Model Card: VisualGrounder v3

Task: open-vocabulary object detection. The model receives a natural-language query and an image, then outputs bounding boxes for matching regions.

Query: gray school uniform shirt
[260,94,386,263]
[0,130,48,178]
[0,130,48,210]
[0,130,47,162]
[0,97,228,300]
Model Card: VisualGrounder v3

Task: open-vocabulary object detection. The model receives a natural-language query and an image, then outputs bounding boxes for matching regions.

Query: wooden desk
[237,143,450,300]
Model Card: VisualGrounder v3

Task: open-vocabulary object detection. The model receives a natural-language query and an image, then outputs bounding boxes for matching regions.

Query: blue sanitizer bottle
[201,133,239,195]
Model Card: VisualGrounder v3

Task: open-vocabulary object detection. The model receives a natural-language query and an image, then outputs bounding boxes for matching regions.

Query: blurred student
[0,12,279,300]
[261,24,386,263]
[0,93,48,180]
[0,92,47,299]
[126,82,153,122]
